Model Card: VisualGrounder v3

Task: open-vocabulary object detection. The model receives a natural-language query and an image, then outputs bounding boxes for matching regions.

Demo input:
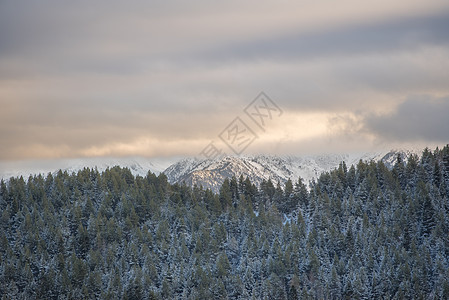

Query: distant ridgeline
[1,146,449,299]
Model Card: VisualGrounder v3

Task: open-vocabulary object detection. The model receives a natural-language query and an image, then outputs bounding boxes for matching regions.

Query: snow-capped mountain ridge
[163,150,418,192]
[1,149,422,192]
[0,157,178,181]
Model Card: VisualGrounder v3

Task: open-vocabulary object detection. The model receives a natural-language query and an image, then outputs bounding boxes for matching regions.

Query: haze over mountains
[159,149,419,192]
[0,149,421,192]
[0,157,176,181]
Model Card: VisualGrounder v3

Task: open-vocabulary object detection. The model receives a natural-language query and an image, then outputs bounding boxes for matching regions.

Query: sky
[1,0,449,161]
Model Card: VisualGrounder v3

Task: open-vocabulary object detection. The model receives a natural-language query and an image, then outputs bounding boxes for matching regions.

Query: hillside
[163,150,418,192]
[1,146,448,298]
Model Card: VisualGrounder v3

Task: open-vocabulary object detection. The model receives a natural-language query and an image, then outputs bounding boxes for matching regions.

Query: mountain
[2,147,447,299]
[0,156,177,180]
[1,150,421,191]
[163,150,421,192]
[376,148,423,169]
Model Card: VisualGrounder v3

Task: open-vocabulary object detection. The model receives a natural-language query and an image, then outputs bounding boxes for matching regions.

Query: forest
[1,146,449,299]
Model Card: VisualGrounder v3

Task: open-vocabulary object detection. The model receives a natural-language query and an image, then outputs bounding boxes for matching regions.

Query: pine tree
[219,178,233,210]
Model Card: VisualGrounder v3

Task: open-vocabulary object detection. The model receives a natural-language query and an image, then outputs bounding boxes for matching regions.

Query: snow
[0,149,423,188]
[0,156,179,181]
[163,149,424,193]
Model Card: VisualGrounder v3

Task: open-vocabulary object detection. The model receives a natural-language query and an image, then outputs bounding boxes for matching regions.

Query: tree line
[1,146,449,299]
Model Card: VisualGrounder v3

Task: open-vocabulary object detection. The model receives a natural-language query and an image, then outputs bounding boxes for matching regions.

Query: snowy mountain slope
[164,154,351,192]
[0,156,177,180]
[376,148,422,169]
[1,149,422,190]
[163,150,422,192]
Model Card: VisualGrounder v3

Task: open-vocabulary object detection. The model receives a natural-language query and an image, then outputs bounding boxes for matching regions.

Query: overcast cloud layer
[1,0,448,160]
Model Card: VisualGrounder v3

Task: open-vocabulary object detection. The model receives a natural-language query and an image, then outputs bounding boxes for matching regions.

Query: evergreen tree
[0,148,448,299]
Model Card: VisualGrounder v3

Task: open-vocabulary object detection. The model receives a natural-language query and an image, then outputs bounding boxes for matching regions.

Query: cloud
[197,12,449,64]
[1,1,449,160]
[363,95,449,142]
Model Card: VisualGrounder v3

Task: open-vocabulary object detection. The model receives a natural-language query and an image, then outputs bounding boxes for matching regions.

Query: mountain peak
[1,150,424,191]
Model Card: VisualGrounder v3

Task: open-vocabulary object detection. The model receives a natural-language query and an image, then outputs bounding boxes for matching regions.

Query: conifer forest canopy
[1,146,449,299]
